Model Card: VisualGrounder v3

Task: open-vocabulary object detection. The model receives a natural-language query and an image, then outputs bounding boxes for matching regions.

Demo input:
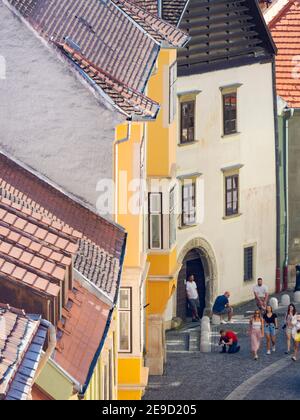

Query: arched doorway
[176,238,217,322]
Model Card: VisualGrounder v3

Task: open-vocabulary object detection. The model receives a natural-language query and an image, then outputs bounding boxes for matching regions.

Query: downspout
[272,60,281,293]
[283,107,294,290]
[158,0,162,18]
[114,121,132,224]
[32,319,57,383]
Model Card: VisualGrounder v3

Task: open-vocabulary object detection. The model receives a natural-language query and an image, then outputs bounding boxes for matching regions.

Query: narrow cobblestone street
[144,297,300,400]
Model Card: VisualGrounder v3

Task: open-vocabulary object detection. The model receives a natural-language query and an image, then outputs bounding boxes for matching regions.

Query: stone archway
[177,238,218,317]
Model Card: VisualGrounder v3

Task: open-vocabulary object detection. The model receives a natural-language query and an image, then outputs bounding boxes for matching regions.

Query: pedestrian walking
[186,275,200,322]
[249,310,264,360]
[263,305,278,355]
[292,314,300,362]
[284,304,297,355]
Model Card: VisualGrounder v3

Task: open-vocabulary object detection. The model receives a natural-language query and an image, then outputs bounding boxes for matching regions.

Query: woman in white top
[285,304,297,355]
[291,314,300,362]
[249,310,264,360]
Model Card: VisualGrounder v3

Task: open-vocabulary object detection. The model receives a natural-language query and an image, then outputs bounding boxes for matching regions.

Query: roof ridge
[110,0,190,47]
[267,0,295,28]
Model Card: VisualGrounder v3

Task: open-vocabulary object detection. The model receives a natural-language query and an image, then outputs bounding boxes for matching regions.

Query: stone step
[166,333,189,352]
[188,330,200,352]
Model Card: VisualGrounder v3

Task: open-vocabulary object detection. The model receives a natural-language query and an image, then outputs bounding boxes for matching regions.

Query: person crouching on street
[219,330,240,354]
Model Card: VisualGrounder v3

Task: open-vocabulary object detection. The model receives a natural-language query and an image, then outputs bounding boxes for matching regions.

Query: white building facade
[173,0,278,319]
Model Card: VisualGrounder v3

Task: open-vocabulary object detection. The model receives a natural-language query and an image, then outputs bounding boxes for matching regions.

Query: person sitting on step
[213,292,233,324]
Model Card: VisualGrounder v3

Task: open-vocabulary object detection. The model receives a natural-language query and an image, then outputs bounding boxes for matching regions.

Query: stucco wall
[0,3,123,217]
[288,110,300,265]
[177,61,277,304]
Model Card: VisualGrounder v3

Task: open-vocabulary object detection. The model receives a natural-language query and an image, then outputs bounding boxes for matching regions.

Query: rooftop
[0,304,48,401]
[6,0,188,120]
[0,152,126,303]
[267,0,300,108]
[0,152,126,391]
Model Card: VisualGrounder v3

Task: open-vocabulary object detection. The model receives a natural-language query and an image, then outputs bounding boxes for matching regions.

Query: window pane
[119,312,130,352]
[151,214,161,248]
[182,183,196,226]
[223,92,237,135]
[169,188,176,247]
[244,247,254,281]
[120,289,130,310]
[181,101,195,143]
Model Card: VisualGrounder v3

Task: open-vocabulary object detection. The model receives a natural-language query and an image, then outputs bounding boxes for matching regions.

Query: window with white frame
[169,62,177,124]
[169,187,177,247]
[118,288,132,353]
[182,182,196,226]
[148,193,163,249]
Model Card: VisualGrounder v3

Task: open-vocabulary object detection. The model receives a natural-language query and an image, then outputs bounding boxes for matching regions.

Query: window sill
[222,213,243,221]
[178,140,199,148]
[178,224,199,230]
[221,132,241,140]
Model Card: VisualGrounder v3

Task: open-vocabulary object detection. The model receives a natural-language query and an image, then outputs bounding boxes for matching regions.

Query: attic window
[66,300,73,311]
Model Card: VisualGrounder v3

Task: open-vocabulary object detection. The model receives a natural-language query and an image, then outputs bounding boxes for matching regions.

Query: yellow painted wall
[118,390,143,400]
[115,122,145,269]
[147,49,177,178]
[148,247,178,276]
[147,279,176,315]
[118,357,142,385]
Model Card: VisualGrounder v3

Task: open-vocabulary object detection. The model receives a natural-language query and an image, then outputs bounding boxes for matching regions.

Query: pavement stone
[144,293,300,401]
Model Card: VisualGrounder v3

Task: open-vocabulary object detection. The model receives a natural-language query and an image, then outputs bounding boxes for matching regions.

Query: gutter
[33,319,56,383]
[283,106,294,290]
[114,122,132,225]
[272,59,281,293]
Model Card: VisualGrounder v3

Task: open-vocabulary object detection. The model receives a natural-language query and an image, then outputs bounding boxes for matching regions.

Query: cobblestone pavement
[144,294,300,401]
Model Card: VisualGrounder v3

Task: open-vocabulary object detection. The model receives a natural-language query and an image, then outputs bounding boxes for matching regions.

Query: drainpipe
[114,121,132,224]
[283,107,294,290]
[158,0,163,18]
[272,60,281,293]
[32,319,57,383]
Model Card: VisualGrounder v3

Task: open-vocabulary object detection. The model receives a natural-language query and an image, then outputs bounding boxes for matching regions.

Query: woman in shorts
[263,305,278,355]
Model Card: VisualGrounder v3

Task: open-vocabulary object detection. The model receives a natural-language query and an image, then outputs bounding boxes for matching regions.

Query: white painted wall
[0,3,123,217]
[177,62,277,304]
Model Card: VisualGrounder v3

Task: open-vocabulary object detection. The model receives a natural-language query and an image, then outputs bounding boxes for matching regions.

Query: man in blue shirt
[213,292,233,324]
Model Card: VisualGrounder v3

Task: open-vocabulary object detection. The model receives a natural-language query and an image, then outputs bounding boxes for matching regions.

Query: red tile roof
[53,280,111,385]
[268,0,300,107]
[0,153,126,392]
[0,153,126,302]
[0,304,48,401]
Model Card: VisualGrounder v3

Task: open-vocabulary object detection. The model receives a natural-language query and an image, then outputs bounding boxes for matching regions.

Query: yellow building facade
[114,48,181,398]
